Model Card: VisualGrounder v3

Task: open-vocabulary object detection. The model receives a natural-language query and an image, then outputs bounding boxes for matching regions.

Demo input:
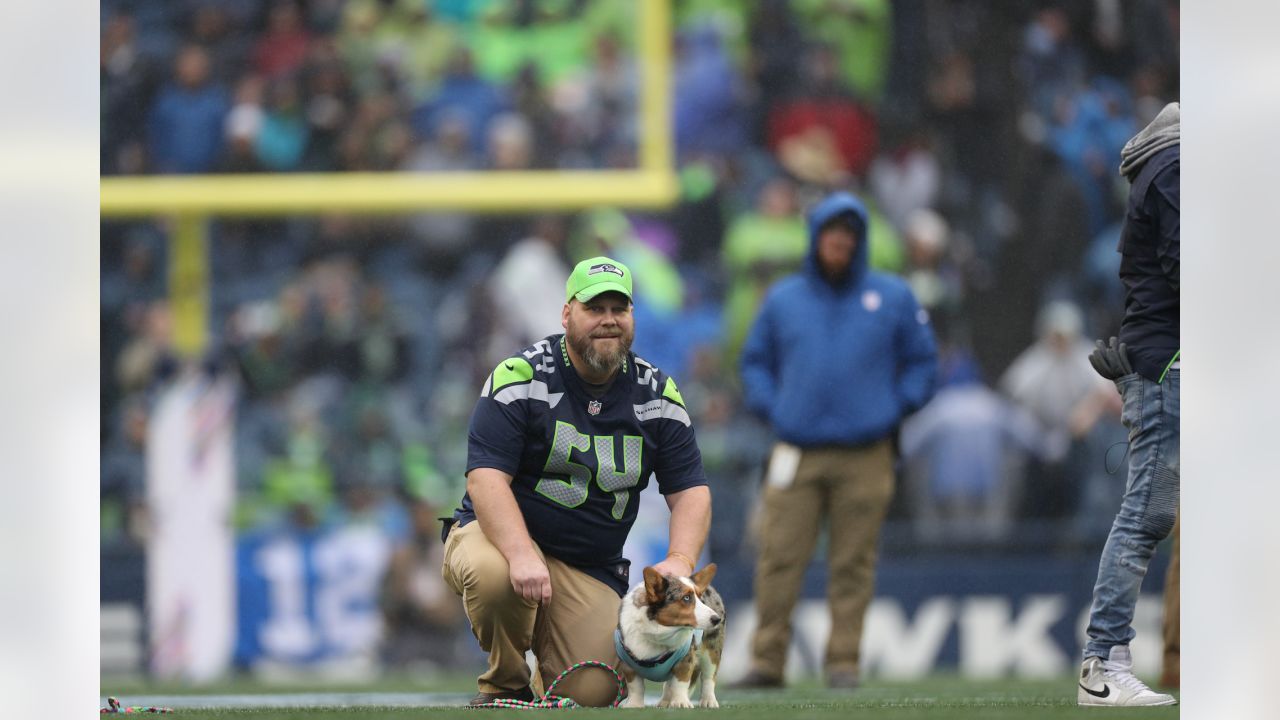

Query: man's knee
[1143,503,1177,541]
[1140,464,1178,539]
[463,562,532,608]
[451,544,529,608]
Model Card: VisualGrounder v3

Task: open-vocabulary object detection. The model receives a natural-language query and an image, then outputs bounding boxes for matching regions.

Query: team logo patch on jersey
[862,289,882,312]
[588,400,603,415]
[590,263,624,277]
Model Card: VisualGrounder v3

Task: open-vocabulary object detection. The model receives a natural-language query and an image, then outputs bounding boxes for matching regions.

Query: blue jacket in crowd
[740,192,938,447]
[147,83,229,174]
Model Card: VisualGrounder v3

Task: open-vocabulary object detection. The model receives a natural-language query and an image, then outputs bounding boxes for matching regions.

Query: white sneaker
[1078,646,1177,707]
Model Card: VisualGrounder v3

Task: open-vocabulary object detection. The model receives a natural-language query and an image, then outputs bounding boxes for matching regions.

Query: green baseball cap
[566,256,633,303]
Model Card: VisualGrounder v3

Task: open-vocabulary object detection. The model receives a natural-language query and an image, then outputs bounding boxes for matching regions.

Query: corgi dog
[615,563,725,708]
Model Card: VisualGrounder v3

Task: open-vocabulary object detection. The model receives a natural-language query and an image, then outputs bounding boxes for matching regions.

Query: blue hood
[805,192,870,289]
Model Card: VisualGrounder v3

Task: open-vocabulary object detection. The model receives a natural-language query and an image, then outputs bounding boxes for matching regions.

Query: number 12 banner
[234,523,392,669]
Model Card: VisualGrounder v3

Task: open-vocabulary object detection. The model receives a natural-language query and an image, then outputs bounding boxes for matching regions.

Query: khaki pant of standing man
[442,522,622,706]
[1161,514,1180,688]
[746,440,895,685]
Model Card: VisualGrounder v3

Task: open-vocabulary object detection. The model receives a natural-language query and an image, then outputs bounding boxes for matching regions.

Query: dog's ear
[692,562,717,591]
[643,566,667,604]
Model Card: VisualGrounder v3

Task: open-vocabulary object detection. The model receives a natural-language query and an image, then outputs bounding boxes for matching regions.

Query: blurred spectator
[403,111,479,275]
[410,48,508,157]
[147,45,230,173]
[116,301,178,396]
[971,143,1089,376]
[794,0,893,104]
[101,9,158,175]
[743,1,803,145]
[1045,79,1136,235]
[720,176,807,362]
[901,349,1062,544]
[674,23,747,159]
[258,386,336,521]
[862,200,906,274]
[921,1,1021,257]
[667,159,728,267]
[1063,372,1126,540]
[678,347,771,576]
[509,63,560,169]
[1133,0,1179,80]
[253,0,312,79]
[336,0,385,96]
[187,3,250,83]
[567,32,638,167]
[375,0,459,104]
[1001,300,1107,442]
[230,300,296,399]
[380,497,469,670]
[869,123,941,233]
[487,215,572,353]
[1080,220,1125,338]
[571,208,685,319]
[1019,6,1086,119]
[999,300,1112,518]
[222,75,267,172]
[101,397,151,544]
[486,113,534,171]
[300,47,354,171]
[901,209,962,317]
[334,419,410,540]
[341,91,413,171]
[354,282,411,387]
[768,43,877,185]
[102,229,167,309]
[256,77,310,171]
[405,112,475,172]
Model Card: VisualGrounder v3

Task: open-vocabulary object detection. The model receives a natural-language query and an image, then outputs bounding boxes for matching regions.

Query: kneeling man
[442,256,712,706]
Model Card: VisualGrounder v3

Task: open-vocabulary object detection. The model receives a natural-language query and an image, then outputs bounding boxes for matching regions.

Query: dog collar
[614,628,704,682]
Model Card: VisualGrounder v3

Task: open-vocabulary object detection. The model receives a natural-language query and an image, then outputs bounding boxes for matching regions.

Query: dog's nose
[710,614,722,626]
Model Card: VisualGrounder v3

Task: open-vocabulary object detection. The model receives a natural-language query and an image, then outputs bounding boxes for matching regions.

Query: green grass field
[101,675,1179,719]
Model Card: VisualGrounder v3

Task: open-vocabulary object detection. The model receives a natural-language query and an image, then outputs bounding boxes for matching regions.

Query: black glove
[1088,336,1134,381]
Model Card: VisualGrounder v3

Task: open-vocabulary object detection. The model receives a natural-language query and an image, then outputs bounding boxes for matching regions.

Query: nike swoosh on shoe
[1079,683,1111,699]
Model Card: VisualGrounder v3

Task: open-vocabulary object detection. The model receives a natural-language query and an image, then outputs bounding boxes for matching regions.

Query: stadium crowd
[101,0,1180,673]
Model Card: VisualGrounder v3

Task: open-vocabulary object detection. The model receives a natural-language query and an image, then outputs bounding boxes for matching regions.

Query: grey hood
[1119,102,1179,181]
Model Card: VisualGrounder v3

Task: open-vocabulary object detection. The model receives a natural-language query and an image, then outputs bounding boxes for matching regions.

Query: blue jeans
[1084,369,1180,659]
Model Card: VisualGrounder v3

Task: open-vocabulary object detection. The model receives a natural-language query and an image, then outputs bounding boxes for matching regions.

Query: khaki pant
[441,521,622,706]
[1161,514,1180,687]
[749,441,895,679]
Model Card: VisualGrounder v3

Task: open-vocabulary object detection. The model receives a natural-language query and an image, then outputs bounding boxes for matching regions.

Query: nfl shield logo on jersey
[587,400,602,415]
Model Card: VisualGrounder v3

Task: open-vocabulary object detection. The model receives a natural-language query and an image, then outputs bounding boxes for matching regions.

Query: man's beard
[567,323,632,376]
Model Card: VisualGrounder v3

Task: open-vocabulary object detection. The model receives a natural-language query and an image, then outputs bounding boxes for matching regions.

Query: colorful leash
[468,660,626,709]
[101,697,174,714]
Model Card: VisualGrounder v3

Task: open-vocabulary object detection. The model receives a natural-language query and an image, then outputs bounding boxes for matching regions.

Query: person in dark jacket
[1077,102,1179,708]
[734,191,937,689]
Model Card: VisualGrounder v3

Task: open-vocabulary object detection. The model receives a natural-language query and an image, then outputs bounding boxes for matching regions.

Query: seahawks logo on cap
[589,263,625,277]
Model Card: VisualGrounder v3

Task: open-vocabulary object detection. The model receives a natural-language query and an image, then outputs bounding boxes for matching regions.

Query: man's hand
[508,550,552,606]
[1088,336,1134,381]
[650,554,694,579]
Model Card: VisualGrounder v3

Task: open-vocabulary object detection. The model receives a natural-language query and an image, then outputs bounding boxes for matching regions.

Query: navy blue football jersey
[454,334,707,595]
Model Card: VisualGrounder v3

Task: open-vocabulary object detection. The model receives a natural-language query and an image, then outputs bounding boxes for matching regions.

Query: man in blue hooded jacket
[735,191,937,689]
